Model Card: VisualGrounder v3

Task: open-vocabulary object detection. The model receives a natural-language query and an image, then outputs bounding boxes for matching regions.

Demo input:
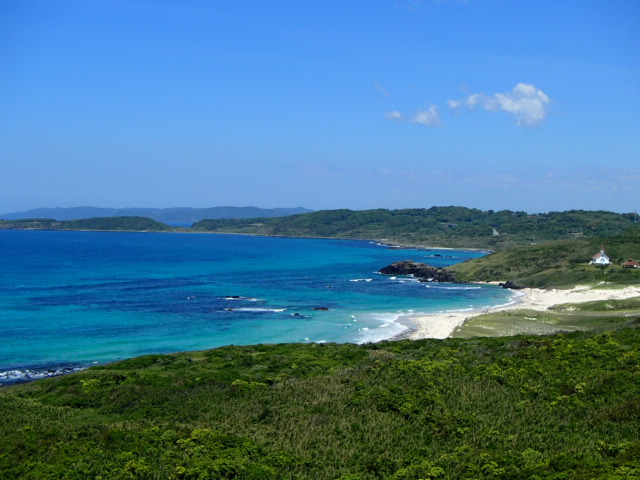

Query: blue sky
[1,0,638,214]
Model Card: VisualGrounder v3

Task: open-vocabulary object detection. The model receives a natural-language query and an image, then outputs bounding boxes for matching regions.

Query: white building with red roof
[590,245,610,266]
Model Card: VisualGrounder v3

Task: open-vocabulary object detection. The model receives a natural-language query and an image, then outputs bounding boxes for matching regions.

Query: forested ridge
[3,207,638,251]
[192,207,638,249]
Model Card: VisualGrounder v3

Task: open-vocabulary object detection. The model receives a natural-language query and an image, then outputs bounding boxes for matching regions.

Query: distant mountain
[0,206,313,225]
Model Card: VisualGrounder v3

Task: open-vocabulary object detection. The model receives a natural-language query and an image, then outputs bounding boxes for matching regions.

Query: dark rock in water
[379,260,457,283]
[311,307,330,311]
[498,281,524,289]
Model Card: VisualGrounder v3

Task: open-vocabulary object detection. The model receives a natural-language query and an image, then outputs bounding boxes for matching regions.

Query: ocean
[0,230,514,384]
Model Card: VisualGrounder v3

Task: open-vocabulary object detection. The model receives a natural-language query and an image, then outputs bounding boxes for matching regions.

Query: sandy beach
[404,284,640,340]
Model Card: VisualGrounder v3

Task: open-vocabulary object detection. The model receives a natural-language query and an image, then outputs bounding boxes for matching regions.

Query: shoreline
[6,285,639,385]
[1,228,492,253]
[393,284,640,341]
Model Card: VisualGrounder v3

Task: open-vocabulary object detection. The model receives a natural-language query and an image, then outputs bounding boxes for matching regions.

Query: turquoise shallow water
[0,230,514,383]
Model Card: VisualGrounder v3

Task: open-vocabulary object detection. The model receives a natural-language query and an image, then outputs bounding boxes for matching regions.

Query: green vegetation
[2,327,640,479]
[0,216,172,232]
[3,207,638,477]
[453,297,640,338]
[192,207,638,249]
[67,216,172,231]
[451,226,640,288]
[3,208,638,257]
[550,297,640,313]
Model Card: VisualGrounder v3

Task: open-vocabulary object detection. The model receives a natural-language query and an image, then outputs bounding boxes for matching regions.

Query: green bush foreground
[2,322,640,479]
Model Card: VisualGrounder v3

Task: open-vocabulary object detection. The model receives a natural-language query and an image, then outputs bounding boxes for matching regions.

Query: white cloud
[384,110,404,121]
[466,93,484,109]
[449,83,550,126]
[413,105,442,127]
[384,106,441,127]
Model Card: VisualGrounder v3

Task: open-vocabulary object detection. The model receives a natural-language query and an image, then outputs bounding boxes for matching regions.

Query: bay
[0,230,514,383]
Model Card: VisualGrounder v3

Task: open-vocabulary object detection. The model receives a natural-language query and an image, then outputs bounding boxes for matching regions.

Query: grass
[452,296,640,338]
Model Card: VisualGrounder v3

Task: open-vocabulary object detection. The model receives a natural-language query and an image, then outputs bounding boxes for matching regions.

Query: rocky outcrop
[498,281,524,290]
[379,260,458,283]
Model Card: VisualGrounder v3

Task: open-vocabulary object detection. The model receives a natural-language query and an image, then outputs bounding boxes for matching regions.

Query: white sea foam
[436,285,482,290]
[488,297,520,309]
[0,366,84,385]
[354,312,410,344]
[234,307,287,313]
[393,277,420,283]
[370,241,401,249]
[350,278,373,282]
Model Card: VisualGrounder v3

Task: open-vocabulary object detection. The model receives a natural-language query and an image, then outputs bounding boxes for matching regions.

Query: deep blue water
[0,230,513,383]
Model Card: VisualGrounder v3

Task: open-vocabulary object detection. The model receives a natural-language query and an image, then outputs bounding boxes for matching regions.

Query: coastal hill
[0,206,312,225]
[378,227,640,289]
[451,226,640,288]
[192,206,638,250]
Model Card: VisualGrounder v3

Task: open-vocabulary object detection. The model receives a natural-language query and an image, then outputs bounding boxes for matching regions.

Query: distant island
[0,216,172,232]
[0,205,312,225]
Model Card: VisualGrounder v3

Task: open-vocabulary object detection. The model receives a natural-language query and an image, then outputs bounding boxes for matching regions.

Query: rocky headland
[378,260,458,283]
